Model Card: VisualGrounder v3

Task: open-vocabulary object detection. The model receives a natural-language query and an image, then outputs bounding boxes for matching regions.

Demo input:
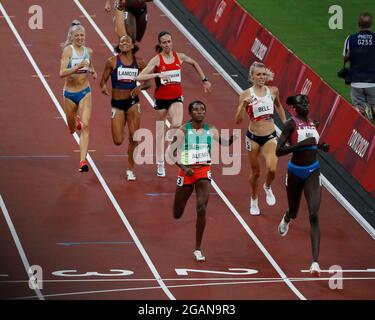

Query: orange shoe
[78,161,89,172]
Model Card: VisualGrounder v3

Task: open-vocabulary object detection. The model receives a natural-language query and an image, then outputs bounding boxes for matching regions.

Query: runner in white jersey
[235,61,286,215]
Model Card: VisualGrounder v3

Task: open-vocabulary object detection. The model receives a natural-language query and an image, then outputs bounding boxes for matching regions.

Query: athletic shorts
[287,161,320,181]
[176,165,211,187]
[64,87,91,106]
[246,130,277,150]
[111,96,140,113]
[154,96,183,111]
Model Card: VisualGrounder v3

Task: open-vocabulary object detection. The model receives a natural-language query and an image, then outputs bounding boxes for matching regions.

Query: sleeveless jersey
[246,86,274,121]
[111,55,139,90]
[67,45,90,74]
[289,116,319,145]
[154,51,182,99]
[181,122,212,166]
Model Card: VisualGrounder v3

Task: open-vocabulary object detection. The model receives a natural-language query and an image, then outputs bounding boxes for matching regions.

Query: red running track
[0,0,374,300]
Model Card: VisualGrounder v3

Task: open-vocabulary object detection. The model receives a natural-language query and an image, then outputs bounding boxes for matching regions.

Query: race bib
[117,67,138,82]
[160,70,181,84]
[251,100,274,118]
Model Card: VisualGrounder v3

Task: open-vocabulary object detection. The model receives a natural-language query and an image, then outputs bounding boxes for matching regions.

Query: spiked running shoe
[78,160,89,172]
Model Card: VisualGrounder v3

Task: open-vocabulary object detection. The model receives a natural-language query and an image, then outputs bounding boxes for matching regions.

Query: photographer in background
[343,12,375,122]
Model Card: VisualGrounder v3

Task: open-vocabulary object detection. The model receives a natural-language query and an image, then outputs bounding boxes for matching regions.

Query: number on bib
[176,176,184,186]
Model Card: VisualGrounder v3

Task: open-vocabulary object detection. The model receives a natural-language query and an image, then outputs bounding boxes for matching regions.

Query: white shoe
[310,262,321,276]
[263,184,276,206]
[157,162,166,177]
[250,198,260,215]
[193,250,205,262]
[126,170,136,181]
[278,215,290,236]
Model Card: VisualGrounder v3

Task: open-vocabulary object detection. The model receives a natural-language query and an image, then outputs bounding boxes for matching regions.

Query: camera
[337,66,351,85]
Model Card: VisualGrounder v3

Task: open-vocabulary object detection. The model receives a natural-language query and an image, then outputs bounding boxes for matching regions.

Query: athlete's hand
[319,142,329,152]
[77,60,89,70]
[130,86,142,97]
[104,0,111,13]
[242,97,253,107]
[159,74,171,83]
[202,80,212,93]
[183,166,194,177]
[101,84,110,96]
[91,70,98,80]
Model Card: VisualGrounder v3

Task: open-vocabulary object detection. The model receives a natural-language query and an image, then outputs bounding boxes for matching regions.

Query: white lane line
[210,182,306,300]
[153,1,375,240]
[2,275,375,283]
[11,276,375,300]
[1,1,174,301]
[0,195,44,300]
[301,269,375,273]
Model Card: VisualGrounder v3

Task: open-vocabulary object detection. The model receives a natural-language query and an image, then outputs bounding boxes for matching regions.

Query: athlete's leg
[155,108,168,164]
[261,138,278,188]
[173,184,194,219]
[194,179,210,251]
[114,8,127,38]
[247,141,261,199]
[285,172,304,220]
[111,107,126,145]
[126,103,141,170]
[168,101,183,129]
[63,97,78,134]
[77,92,93,162]
[303,171,321,262]
[135,10,147,42]
[123,11,137,40]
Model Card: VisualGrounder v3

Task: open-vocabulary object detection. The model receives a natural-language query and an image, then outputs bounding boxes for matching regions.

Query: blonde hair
[63,20,85,48]
[248,61,274,82]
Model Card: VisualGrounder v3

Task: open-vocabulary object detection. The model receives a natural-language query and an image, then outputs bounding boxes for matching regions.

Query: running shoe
[310,262,321,277]
[263,183,276,206]
[76,115,82,131]
[193,250,206,262]
[157,161,166,177]
[278,214,290,236]
[250,198,260,215]
[78,160,89,172]
[126,170,136,181]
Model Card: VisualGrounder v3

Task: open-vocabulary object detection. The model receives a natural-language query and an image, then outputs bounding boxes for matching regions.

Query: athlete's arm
[275,119,316,157]
[235,90,249,124]
[178,53,212,93]
[210,126,236,146]
[135,55,164,81]
[272,86,286,123]
[100,57,115,96]
[167,126,193,175]
[59,46,83,78]
[130,57,151,96]
[87,48,97,79]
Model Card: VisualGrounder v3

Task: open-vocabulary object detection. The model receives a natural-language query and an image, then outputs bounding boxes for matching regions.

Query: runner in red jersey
[136,31,212,177]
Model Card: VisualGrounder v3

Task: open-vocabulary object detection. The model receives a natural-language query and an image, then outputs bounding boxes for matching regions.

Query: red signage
[181,0,375,197]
